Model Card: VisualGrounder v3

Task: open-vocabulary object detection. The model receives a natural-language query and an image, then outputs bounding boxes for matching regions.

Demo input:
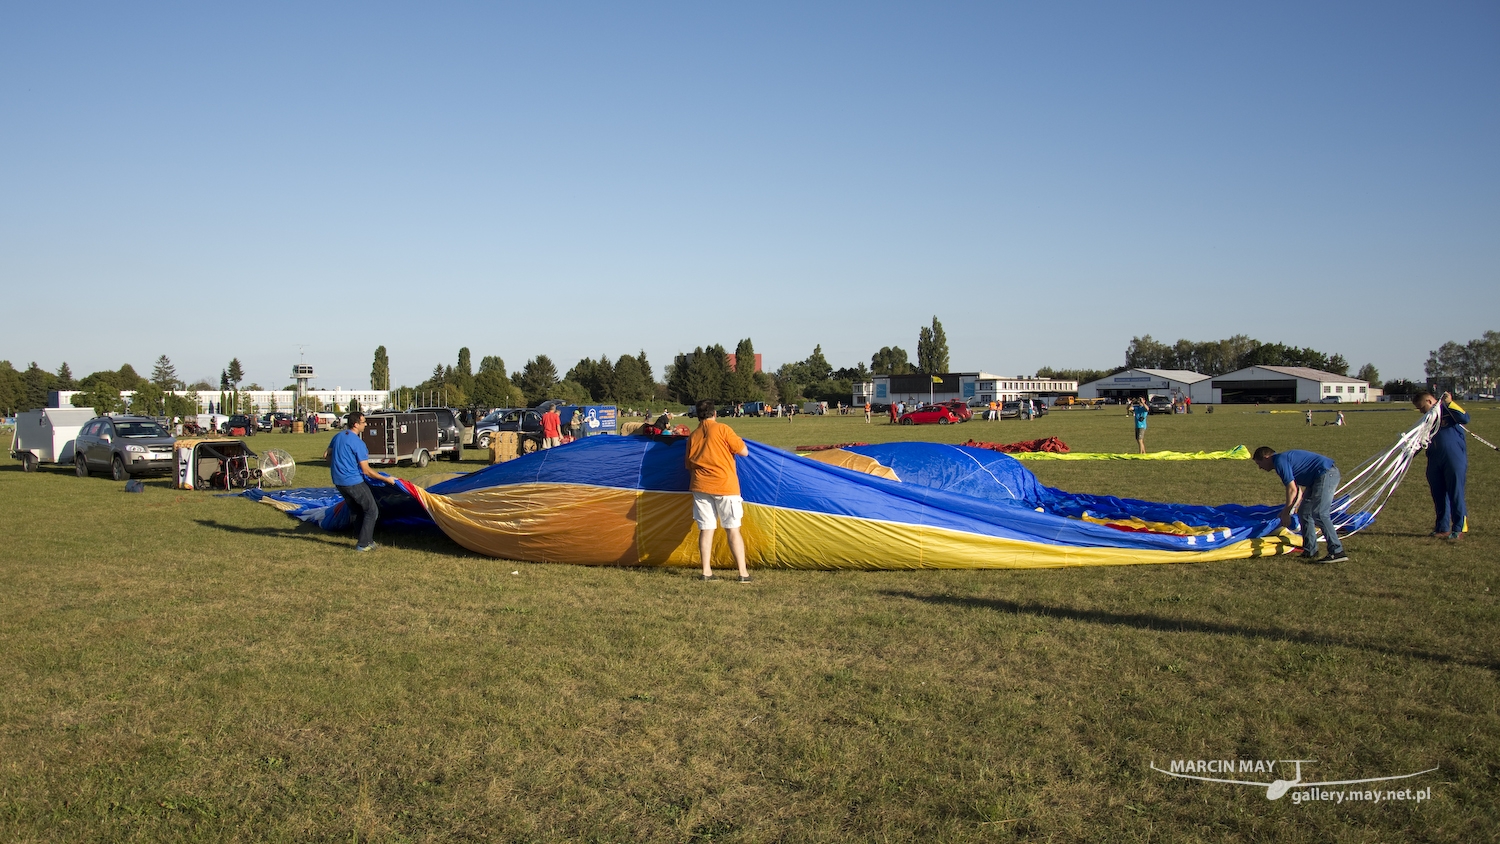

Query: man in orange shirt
[864,401,872,423]
[685,398,751,582]
[540,405,563,449]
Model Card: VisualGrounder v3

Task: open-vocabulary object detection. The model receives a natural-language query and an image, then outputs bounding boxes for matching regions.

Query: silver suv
[74,415,176,480]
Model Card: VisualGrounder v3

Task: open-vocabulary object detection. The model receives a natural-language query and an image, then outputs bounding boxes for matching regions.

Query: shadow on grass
[881,590,1500,673]
[194,518,475,558]
[195,519,352,548]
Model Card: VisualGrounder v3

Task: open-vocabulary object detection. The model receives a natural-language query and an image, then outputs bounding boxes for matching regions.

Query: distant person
[685,399,751,582]
[1413,389,1468,540]
[306,412,318,434]
[541,405,563,448]
[329,412,386,552]
[1306,409,1313,426]
[1185,396,1193,414]
[988,400,998,421]
[888,402,899,424]
[1253,446,1348,563]
[1130,398,1149,453]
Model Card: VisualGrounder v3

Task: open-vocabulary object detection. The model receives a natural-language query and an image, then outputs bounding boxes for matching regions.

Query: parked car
[1147,395,1175,415]
[939,400,974,422]
[222,414,257,436]
[74,415,177,480]
[473,408,543,451]
[1319,396,1342,404]
[260,412,292,431]
[898,404,962,425]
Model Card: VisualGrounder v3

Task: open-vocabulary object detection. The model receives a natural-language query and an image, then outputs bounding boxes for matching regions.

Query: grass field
[2,405,1496,842]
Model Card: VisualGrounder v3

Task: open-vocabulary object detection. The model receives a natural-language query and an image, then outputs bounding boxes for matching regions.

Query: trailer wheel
[76,455,89,477]
[21,454,38,473]
[111,456,130,482]
[415,450,429,468]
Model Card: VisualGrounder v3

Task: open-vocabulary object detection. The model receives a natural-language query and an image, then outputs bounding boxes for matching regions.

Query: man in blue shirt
[1413,389,1468,540]
[1130,398,1149,453]
[1253,446,1347,563]
[328,412,387,552]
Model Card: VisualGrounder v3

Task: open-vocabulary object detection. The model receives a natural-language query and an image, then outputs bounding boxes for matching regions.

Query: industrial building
[1077,369,1213,403]
[1210,366,1375,404]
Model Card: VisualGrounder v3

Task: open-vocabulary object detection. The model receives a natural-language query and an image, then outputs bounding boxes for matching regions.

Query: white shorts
[692,493,744,530]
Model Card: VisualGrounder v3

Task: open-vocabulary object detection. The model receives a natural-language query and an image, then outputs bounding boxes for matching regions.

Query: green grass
[1,406,1496,842]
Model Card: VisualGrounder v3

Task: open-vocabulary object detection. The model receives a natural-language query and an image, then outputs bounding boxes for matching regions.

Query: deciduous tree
[916,316,950,374]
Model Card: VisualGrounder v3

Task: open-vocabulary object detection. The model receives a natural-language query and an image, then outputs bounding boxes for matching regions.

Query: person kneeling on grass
[685,398,752,582]
[328,412,389,552]
[1252,446,1347,564]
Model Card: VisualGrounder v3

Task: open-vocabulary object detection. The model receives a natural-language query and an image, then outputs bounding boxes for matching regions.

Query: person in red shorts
[685,398,751,582]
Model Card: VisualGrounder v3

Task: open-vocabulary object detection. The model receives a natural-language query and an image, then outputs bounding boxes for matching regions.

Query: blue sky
[3,2,1496,389]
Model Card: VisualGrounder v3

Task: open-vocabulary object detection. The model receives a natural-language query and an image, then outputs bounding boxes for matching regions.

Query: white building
[1078,369,1213,404]
[1209,366,1373,404]
[51,388,391,414]
[853,372,1078,407]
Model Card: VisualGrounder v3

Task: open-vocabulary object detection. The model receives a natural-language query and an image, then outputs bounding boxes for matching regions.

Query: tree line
[1424,330,1500,395]
[0,354,293,416]
[396,347,661,411]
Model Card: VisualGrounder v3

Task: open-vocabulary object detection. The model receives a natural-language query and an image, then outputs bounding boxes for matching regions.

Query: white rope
[1331,407,1441,535]
[1465,425,1499,452]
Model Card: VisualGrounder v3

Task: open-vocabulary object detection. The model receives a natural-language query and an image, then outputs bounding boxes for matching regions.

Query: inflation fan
[259,449,297,488]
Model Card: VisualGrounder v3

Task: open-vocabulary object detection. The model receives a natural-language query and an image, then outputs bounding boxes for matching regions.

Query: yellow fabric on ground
[800,449,901,480]
[1011,445,1251,461]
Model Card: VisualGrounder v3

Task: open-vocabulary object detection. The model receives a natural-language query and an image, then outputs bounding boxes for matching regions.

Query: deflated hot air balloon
[247,436,1311,569]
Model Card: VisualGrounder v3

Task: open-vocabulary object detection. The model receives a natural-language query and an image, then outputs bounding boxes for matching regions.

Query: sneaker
[737,575,752,583]
[1447,531,1464,542]
[699,574,717,581]
[354,543,377,552]
[1316,552,1349,564]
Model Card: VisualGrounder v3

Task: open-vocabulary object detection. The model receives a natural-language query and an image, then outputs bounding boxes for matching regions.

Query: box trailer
[10,407,98,472]
[361,412,441,467]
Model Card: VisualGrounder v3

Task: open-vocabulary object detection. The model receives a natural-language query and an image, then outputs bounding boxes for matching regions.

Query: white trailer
[10,407,98,472]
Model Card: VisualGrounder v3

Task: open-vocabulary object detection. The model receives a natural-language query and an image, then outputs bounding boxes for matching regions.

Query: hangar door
[1214,379,1296,404]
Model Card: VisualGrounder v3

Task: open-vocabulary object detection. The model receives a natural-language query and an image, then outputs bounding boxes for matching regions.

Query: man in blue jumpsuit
[1413,389,1468,540]
[1253,446,1347,563]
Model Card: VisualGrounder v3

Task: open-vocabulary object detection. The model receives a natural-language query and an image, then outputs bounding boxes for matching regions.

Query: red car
[940,400,974,422]
[898,404,962,425]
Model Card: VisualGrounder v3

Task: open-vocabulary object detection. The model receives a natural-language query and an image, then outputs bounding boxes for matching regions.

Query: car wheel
[22,454,38,473]
[938,418,949,425]
[76,454,89,478]
[415,449,429,468]
[477,433,491,449]
[111,456,130,481]
[900,418,913,425]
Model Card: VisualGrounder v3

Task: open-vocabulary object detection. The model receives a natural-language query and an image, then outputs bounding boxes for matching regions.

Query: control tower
[292,362,315,409]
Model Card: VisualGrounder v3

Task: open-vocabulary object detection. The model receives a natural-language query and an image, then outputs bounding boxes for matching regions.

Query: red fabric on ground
[961,437,1070,454]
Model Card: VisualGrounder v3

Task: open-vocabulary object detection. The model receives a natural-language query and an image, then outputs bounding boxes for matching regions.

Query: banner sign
[581,405,617,433]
